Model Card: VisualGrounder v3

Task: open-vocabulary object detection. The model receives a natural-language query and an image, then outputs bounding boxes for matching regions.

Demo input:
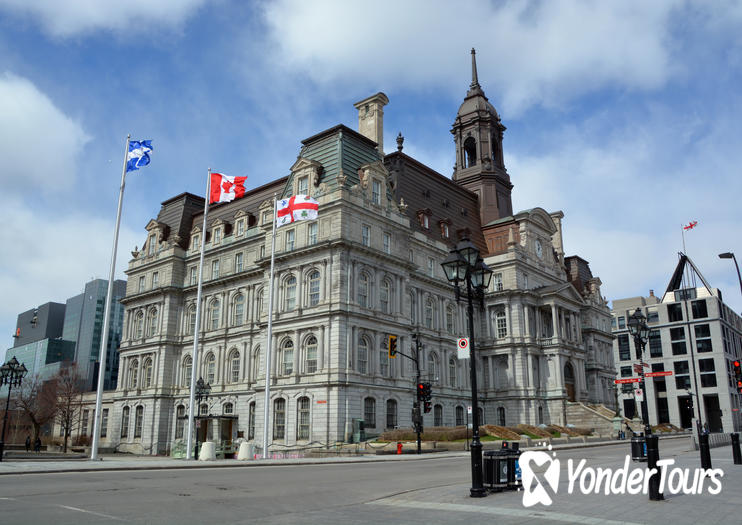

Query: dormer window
[417,210,431,229]
[191,233,200,251]
[213,227,222,244]
[262,210,272,225]
[147,234,156,256]
[236,219,245,236]
[298,176,308,195]
[372,179,381,205]
[439,220,450,239]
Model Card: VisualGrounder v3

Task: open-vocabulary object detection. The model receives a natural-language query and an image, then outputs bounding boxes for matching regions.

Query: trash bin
[483,450,495,487]
[631,434,647,462]
[507,443,522,491]
[488,449,510,491]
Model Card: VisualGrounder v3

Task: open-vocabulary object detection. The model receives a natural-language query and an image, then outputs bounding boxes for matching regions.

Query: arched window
[206,353,216,384]
[446,305,455,334]
[380,279,391,314]
[386,399,397,429]
[409,292,417,325]
[187,305,196,335]
[497,406,506,426]
[285,276,297,310]
[233,294,245,326]
[199,403,208,416]
[305,336,318,373]
[147,308,158,337]
[364,397,376,428]
[456,406,464,426]
[427,352,439,381]
[223,402,234,415]
[464,136,477,168]
[425,298,434,329]
[129,360,139,389]
[448,358,457,387]
[248,401,256,440]
[255,290,264,320]
[209,299,220,330]
[434,404,443,426]
[134,311,144,339]
[273,398,286,440]
[134,406,144,438]
[297,396,310,440]
[228,348,240,383]
[281,340,294,375]
[175,405,185,439]
[121,406,130,438]
[358,272,370,308]
[182,356,192,387]
[143,357,153,388]
[307,270,321,306]
[358,337,369,374]
[252,348,261,380]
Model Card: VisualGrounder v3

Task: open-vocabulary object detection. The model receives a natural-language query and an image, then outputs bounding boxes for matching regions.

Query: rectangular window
[383,232,391,254]
[151,272,159,289]
[649,330,662,357]
[372,180,381,205]
[260,245,265,258]
[81,409,89,437]
[134,407,143,438]
[298,398,310,440]
[148,235,156,256]
[211,260,219,279]
[138,276,146,292]
[121,407,129,438]
[670,327,687,355]
[364,398,376,429]
[235,252,243,273]
[298,176,308,195]
[190,267,197,285]
[262,210,272,225]
[646,307,659,324]
[620,366,632,377]
[618,334,631,361]
[667,303,683,322]
[617,316,626,329]
[494,273,503,291]
[100,408,108,438]
[285,230,295,251]
[674,288,696,301]
[213,228,221,244]
[496,310,507,338]
[428,257,435,278]
[273,399,285,440]
[191,234,200,251]
[692,299,708,319]
[361,225,370,247]
[248,403,256,440]
[236,219,244,236]
[695,324,712,352]
[441,223,449,238]
[409,249,414,262]
[308,222,318,245]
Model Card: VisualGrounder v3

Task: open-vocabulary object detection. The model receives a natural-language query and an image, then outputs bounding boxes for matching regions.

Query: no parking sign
[457,338,470,359]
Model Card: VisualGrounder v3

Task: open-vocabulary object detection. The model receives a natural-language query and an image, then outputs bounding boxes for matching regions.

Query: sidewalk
[0,435,690,476]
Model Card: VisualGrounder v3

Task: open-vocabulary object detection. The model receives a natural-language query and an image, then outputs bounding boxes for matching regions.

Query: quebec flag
[126,140,153,172]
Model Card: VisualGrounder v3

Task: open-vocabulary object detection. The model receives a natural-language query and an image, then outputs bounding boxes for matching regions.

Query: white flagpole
[90,135,131,460]
[186,168,212,460]
[262,194,278,458]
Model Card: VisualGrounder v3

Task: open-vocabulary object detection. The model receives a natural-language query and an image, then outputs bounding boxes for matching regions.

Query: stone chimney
[353,92,389,155]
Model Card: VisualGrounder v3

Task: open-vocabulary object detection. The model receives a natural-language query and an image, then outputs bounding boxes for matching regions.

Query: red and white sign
[467,405,472,415]
[457,338,470,359]
[614,378,641,384]
[646,371,673,378]
[635,388,644,402]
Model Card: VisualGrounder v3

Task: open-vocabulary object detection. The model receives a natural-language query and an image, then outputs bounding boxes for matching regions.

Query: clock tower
[452,49,513,225]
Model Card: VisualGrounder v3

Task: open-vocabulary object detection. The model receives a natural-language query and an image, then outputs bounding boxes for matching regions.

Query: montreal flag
[210,172,247,204]
[276,195,319,226]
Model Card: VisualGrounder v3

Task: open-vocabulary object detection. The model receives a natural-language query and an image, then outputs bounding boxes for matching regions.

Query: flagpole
[186,168,212,460]
[682,225,686,254]
[262,194,278,459]
[90,135,131,461]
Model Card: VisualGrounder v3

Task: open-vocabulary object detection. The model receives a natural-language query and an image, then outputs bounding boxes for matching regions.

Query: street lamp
[0,356,28,462]
[192,377,211,460]
[442,238,492,498]
[627,308,663,501]
[718,252,742,297]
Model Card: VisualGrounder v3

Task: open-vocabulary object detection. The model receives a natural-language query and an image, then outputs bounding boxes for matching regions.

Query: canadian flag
[210,172,247,204]
[276,194,319,226]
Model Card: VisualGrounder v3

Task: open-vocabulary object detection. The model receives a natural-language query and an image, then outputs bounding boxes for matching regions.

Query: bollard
[645,435,663,501]
[732,433,742,465]
[698,432,712,470]
[397,442,403,455]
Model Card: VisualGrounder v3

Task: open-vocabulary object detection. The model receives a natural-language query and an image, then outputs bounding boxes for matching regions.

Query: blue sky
[1,0,741,349]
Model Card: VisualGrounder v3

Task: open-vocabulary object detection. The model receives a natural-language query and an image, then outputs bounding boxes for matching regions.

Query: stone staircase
[565,402,641,436]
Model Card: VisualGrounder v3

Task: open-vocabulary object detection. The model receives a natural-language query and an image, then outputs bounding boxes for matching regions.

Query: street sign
[635,388,644,402]
[614,378,641,384]
[646,371,673,378]
[457,338,470,359]
[633,364,643,374]
[467,405,472,415]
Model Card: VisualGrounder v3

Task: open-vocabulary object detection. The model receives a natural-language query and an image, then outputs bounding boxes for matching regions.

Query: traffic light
[734,360,742,394]
[424,401,432,413]
[417,382,425,402]
[388,335,398,359]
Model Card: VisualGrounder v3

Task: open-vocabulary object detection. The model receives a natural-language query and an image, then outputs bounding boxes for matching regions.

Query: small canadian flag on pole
[210,172,247,204]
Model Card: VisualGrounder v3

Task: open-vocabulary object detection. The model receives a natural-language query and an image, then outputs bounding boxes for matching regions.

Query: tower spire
[467,48,484,97]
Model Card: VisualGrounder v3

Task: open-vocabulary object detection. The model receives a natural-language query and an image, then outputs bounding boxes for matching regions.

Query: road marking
[57,505,125,521]
[369,498,645,525]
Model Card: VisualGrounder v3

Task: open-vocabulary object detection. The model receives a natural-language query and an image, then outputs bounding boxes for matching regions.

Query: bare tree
[55,365,85,453]
[13,374,58,444]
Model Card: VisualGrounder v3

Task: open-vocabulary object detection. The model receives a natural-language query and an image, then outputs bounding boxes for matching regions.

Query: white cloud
[0,72,91,194]
[262,0,679,114]
[0,0,208,37]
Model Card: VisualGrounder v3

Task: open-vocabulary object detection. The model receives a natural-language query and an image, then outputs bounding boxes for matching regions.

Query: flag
[210,172,247,204]
[683,220,698,230]
[276,194,319,226]
[126,140,153,172]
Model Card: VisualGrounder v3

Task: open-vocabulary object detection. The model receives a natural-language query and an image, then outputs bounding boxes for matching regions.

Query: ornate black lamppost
[192,377,211,460]
[0,356,28,462]
[442,238,493,498]
[719,252,742,297]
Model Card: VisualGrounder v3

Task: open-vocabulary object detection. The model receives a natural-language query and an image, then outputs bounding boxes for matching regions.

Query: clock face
[535,240,543,259]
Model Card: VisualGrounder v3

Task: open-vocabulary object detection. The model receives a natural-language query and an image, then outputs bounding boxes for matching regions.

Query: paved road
[0,438,739,524]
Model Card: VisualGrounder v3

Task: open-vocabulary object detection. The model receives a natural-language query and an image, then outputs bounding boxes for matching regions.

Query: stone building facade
[67,52,615,455]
